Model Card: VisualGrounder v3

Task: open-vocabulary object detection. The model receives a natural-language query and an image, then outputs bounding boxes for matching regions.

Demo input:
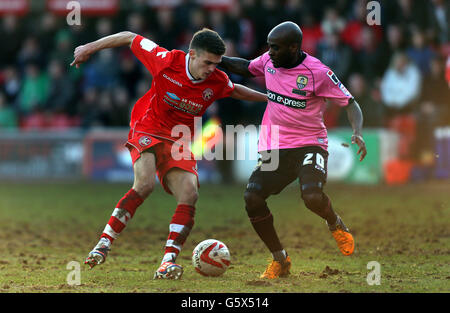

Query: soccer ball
[192,239,231,277]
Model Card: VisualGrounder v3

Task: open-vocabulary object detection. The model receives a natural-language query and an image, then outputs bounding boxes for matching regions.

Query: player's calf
[301,189,337,225]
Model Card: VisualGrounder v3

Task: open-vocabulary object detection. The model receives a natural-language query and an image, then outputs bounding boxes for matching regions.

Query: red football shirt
[129,35,235,142]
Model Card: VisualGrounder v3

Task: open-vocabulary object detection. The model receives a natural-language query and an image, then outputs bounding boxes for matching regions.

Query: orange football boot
[260,256,291,279]
[329,216,355,256]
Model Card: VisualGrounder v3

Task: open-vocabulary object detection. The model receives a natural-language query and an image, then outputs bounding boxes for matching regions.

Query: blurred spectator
[354,26,389,83]
[96,91,115,127]
[0,92,18,129]
[427,0,450,45]
[111,87,133,127]
[406,28,436,76]
[418,56,450,127]
[300,12,323,56]
[174,0,201,34]
[77,87,100,128]
[381,52,421,116]
[316,30,352,82]
[50,29,75,66]
[209,9,226,38]
[255,0,284,50]
[339,73,384,128]
[96,17,114,38]
[36,13,60,54]
[154,9,179,49]
[1,66,21,103]
[45,59,75,114]
[17,37,44,72]
[394,0,429,31]
[127,12,148,34]
[341,0,373,51]
[283,0,307,23]
[413,56,449,178]
[17,63,50,115]
[321,7,346,37]
[381,52,421,159]
[446,55,450,88]
[119,51,143,100]
[226,3,255,58]
[82,49,120,91]
[386,24,407,53]
[0,15,23,67]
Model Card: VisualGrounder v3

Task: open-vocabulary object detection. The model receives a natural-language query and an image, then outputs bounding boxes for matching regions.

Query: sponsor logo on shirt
[166,92,180,101]
[338,82,351,97]
[296,75,308,89]
[163,73,183,87]
[163,91,203,115]
[326,70,340,85]
[267,67,276,74]
[292,89,307,96]
[267,89,307,109]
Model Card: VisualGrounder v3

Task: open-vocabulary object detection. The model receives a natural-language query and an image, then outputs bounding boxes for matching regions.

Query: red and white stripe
[103,208,132,239]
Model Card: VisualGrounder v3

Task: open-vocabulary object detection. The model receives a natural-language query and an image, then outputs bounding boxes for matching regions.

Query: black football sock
[321,194,338,225]
[248,208,284,256]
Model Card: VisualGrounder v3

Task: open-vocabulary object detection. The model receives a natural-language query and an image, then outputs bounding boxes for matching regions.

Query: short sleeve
[130,35,173,76]
[315,69,353,107]
[218,73,235,99]
[248,53,267,77]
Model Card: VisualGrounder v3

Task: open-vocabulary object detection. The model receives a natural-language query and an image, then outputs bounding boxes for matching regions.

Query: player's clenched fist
[70,44,93,68]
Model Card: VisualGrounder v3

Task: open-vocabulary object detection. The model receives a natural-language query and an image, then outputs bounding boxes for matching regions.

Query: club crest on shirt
[139,136,152,147]
[202,88,213,101]
[296,75,308,89]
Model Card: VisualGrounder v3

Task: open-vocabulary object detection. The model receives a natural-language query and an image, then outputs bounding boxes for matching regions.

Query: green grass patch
[0,181,449,293]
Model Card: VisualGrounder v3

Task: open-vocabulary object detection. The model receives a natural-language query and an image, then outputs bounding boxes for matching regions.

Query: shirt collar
[185,53,205,84]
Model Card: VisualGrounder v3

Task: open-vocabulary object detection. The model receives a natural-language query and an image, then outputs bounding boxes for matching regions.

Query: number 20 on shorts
[303,153,325,169]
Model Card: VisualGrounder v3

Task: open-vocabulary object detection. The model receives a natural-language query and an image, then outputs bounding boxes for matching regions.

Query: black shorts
[246,146,328,199]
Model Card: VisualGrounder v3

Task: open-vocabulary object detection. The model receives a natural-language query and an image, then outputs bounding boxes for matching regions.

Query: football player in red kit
[71,28,267,279]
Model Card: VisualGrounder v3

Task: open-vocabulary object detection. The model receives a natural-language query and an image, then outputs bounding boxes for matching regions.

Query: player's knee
[133,180,154,199]
[179,183,199,205]
[301,192,324,211]
[244,191,267,217]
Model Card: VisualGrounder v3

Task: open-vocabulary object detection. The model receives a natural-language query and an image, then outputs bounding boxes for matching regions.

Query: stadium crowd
[0,0,449,167]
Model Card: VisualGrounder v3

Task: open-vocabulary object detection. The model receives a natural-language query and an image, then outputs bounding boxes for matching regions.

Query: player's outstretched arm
[70,31,137,68]
[230,84,267,102]
[346,99,367,161]
[220,56,254,77]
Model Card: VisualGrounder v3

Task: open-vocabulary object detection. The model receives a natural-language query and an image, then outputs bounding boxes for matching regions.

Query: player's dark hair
[189,28,226,56]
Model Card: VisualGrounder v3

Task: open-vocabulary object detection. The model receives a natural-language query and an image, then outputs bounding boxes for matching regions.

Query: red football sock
[100,189,144,243]
[162,204,195,263]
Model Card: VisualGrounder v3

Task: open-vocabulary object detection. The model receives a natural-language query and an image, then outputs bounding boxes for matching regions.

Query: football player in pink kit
[220,21,367,279]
